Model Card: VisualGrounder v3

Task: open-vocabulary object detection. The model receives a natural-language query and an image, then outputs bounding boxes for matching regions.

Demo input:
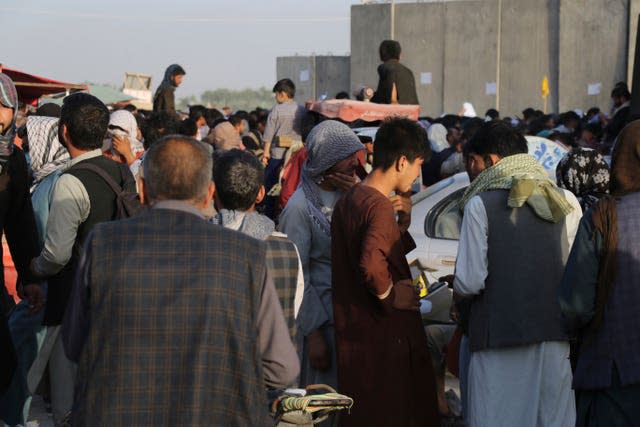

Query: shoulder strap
[68,162,123,195]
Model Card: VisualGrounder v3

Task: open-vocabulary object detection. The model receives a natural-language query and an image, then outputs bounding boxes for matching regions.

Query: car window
[425,188,467,240]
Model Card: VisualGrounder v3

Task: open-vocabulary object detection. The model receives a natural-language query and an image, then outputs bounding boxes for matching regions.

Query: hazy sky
[2,0,359,98]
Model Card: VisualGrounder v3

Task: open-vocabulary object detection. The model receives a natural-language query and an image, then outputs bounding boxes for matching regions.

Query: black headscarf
[153,64,185,105]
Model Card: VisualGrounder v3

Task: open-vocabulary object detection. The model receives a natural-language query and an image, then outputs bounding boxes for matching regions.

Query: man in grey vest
[63,136,299,425]
[453,122,582,427]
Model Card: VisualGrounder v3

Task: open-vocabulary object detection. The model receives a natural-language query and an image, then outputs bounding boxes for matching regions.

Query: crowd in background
[0,44,638,427]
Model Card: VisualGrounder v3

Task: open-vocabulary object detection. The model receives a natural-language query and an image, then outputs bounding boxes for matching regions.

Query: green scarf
[459,153,574,223]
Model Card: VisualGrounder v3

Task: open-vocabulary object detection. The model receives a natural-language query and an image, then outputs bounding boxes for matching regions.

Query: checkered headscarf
[26,115,69,189]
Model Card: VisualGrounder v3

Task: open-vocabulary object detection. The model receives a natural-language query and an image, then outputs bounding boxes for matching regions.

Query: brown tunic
[331,184,439,426]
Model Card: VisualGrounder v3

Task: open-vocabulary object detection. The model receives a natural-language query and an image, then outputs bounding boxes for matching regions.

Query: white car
[406,136,569,322]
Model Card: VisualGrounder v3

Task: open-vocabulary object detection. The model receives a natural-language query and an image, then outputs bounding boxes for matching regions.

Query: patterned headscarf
[0,73,19,160]
[26,116,69,189]
[556,147,610,211]
[153,64,185,105]
[301,120,364,235]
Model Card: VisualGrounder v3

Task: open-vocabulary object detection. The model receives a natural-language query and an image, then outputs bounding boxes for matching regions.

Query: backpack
[69,162,146,219]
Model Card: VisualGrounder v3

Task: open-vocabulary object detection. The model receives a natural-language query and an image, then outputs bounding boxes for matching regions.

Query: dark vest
[44,155,126,326]
[468,190,570,352]
[265,236,300,347]
[73,209,272,425]
[574,192,640,390]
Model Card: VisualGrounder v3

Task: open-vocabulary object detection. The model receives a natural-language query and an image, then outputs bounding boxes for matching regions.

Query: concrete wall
[349,4,392,99]
[351,0,634,117]
[394,2,446,115]
[499,0,559,115]
[559,0,628,112]
[276,56,350,104]
[315,56,351,99]
[442,0,499,117]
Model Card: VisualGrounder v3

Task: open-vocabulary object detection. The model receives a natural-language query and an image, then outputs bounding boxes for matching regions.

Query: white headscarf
[105,110,144,156]
[427,123,449,153]
[462,102,477,118]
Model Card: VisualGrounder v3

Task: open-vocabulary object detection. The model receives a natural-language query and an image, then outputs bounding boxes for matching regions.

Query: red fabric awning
[0,65,88,106]
[305,99,420,122]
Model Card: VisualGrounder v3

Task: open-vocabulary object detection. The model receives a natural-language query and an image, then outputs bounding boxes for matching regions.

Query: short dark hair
[379,40,401,62]
[485,109,500,119]
[228,114,243,127]
[178,118,198,136]
[141,111,179,150]
[273,78,296,98]
[372,118,430,170]
[559,111,580,125]
[204,108,224,128]
[611,83,631,99]
[35,103,62,118]
[335,91,349,100]
[143,135,212,202]
[213,149,264,211]
[461,117,484,142]
[468,121,528,161]
[59,92,109,150]
[439,114,461,130]
[189,105,207,121]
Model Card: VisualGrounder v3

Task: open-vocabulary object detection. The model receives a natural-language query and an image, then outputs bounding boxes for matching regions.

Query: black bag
[70,163,145,219]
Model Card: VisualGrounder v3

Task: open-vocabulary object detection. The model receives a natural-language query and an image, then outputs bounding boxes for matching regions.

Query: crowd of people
[1,37,639,427]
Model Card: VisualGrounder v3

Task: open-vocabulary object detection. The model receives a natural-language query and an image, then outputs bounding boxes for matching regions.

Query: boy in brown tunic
[331,118,439,426]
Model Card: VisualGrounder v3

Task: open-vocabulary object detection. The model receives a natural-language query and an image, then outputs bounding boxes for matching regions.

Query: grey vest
[469,190,570,352]
[574,192,640,390]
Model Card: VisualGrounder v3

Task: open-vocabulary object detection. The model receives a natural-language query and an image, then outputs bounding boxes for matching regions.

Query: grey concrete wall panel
[499,0,559,115]
[350,4,392,97]
[315,56,351,99]
[394,3,446,116]
[442,0,499,117]
[277,56,350,103]
[276,56,314,104]
[628,0,640,88]
[559,0,628,112]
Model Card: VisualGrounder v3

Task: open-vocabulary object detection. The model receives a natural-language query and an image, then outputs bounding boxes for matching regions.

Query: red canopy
[0,65,87,106]
[305,99,420,122]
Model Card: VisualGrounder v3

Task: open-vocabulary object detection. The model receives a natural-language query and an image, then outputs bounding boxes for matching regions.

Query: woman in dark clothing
[560,120,640,427]
[152,64,185,116]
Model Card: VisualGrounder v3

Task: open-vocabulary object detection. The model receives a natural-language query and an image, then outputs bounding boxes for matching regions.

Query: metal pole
[391,0,395,40]
[629,14,640,120]
[495,0,502,110]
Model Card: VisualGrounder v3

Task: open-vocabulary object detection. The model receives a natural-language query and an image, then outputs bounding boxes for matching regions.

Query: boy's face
[397,156,424,193]
[275,91,289,104]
